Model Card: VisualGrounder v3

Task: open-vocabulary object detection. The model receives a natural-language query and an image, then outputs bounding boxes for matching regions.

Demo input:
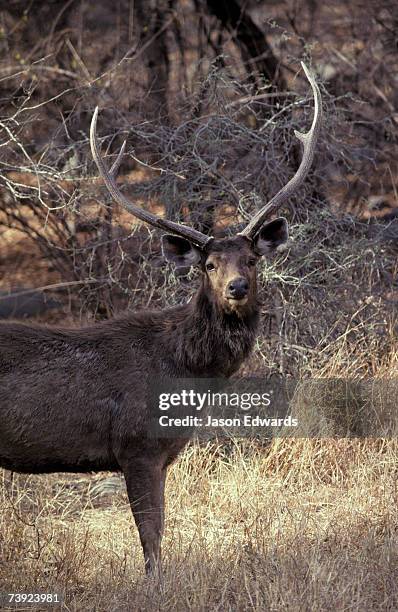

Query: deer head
[90,63,322,315]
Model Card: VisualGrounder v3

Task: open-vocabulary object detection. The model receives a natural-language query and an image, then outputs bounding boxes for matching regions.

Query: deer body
[0,63,322,575]
[0,239,262,574]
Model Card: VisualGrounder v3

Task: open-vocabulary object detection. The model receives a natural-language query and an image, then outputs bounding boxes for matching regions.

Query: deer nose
[227,278,249,300]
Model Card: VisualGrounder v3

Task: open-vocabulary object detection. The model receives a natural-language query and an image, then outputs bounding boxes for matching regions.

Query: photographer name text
[158,415,298,428]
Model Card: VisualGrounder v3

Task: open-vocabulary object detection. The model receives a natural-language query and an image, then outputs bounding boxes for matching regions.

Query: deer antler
[90,107,212,249]
[239,62,322,240]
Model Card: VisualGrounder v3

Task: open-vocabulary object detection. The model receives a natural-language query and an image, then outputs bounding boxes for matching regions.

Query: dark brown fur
[0,229,286,574]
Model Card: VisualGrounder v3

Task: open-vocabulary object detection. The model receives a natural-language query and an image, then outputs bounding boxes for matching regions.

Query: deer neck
[170,281,259,377]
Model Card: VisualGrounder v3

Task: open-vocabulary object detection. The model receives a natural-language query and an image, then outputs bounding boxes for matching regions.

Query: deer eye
[248,258,257,267]
[206,262,216,272]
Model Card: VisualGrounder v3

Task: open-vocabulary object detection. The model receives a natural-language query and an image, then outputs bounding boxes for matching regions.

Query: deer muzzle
[226,277,249,301]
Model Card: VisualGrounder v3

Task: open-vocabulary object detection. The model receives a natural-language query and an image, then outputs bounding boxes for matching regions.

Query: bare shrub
[0,1,397,365]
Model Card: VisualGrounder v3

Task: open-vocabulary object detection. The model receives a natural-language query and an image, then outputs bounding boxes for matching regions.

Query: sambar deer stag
[0,63,321,575]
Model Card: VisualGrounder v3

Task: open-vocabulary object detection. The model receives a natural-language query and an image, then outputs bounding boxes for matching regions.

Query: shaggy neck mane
[167,279,259,377]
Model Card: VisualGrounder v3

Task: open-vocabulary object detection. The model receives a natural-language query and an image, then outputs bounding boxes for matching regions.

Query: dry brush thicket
[0,1,398,609]
[0,1,397,372]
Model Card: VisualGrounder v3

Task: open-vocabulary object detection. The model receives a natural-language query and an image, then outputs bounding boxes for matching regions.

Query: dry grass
[1,435,397,610]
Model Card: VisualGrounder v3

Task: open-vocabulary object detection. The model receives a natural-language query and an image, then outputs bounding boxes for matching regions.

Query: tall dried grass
[1,382,397,610]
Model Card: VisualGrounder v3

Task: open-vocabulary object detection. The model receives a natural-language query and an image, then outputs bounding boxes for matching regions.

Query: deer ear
[253,217,289,256]
[162,235,202,268]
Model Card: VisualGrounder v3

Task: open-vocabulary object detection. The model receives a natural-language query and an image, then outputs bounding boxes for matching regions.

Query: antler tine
[239,62,322,240]
[90,107,212,248]
[109,140,126,179]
